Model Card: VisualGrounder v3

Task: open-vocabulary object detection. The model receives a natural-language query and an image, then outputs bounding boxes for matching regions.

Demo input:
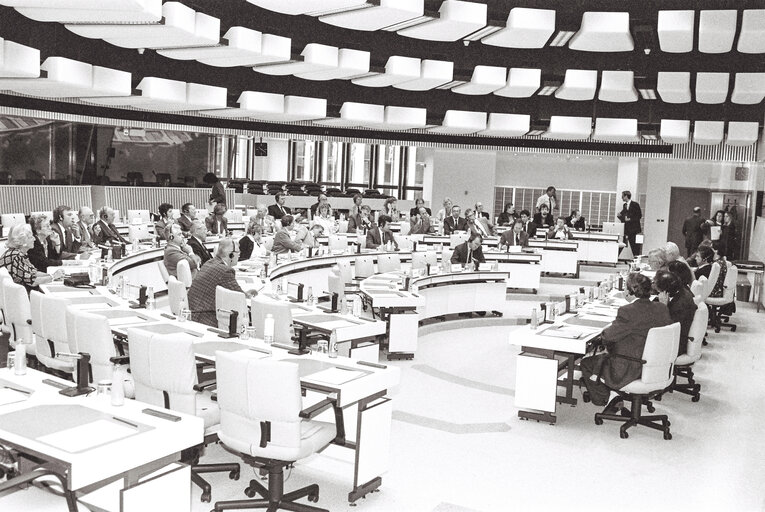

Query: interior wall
[432,149,496,214]
[495,153,619,191]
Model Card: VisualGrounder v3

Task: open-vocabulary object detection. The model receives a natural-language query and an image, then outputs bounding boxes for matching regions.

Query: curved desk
[410,271,509,321]
[571,232,620,265]
[528,239,580,276]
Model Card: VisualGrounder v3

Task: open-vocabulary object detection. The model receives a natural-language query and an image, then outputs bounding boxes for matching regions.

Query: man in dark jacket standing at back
[682,206,706,257]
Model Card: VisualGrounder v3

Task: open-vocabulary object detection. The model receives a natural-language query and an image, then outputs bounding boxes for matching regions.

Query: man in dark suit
[579,273,672,406]
[617,190,642,256]
[50,205,83,259]
[474,202,490,220]
[366,215,398,250]
[451,234,485,270]
[187,238,256,327]
[681,206,706,257]
[187,220,212,266]
[267,192,291,220]
[443,205,468,235]
[177,203,196,233]
[499,219,529,249]
[92,206,127,246]
[519,210,537,237]
[271,215,303,254]
[75,206,96,250]
[348,205,373,233]
[409,198,431,219]
[532,204,553,230]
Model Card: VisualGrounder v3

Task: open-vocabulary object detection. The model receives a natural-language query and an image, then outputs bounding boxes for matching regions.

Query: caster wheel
[665,421,671,427]
[692,395,700,403]
[664,432,672,440]
[714,327,721,333]
[647,404,655,413]
[229,469,240,480]
[731,326,737,332]
[594,417,603,425]
[201,492,211,503]
[620,409,630,417]
[308,493,319,503]
[582,391,591,403]
[620,431,629,439]
[244,487,257,498]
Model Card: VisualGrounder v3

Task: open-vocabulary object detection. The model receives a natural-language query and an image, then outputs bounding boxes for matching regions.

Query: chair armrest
[608,353,646,364]
[193,379,217,392]
[299,398,336,419]
[109,355,130,365]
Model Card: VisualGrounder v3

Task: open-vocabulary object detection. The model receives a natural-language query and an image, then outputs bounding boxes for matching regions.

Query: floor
[190,300,765,512]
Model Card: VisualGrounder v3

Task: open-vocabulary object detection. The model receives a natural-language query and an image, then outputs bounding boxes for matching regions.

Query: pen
[2,384,31,395]
[161,313,176,320]
[112,416,138,429]
[248,347,272,355]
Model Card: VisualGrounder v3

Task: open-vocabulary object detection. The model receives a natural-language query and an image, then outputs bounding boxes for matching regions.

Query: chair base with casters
[594,391,672,440]
[213,456,325,512]
[184,437,241,503]
[668,365,701,402]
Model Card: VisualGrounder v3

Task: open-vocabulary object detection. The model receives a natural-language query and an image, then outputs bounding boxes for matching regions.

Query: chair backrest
[684,304,709,361]
[216,286,248,332]
[1,213,26,231]
[30,290,49,357]
[127,209,150,224]
[695,276,709,303]
[398,221,410,236]
[337,260,353,283]
[158,261,170,283]
[224,209,243,223]
[167,276,188,316]
[722,264,738,301]
[378,253,401,273]
[328,267,345,300]
[450,233,468,247]
[128,223,151,241]
[703,262,721,298]
[246,209,257,219]
[216,351,303,457]
[424,250,438,267]
[640,322,681,386]
[328,235,346,253]
[128,328,198,415]
[66,306,117,383]
[354,256,375,278]
[441,249,454,271]
[395,235,413,251]
[0,268,10,326]
[411,251,427,270]
[177,259,193,288]
[251,295,293,343]
[690,279,704,304]
[337,220,349,234]
[4,280,32,345]
[263,236,274,251]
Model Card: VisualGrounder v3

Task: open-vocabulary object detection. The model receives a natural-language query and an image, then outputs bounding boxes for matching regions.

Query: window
[495,186,618,227]
[348,143,371,189]
[321,141,342,185]
[290,140,314,181]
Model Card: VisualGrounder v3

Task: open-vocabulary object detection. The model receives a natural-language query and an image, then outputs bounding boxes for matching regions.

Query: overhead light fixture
[435,80,466,90]
[320,0,424,32]
[548,30,575,47]
[253,43,338,76]
[398,0,488,42]
[462,24,502,42]
[481,7,556,49]
[537,79,562,96]
[638,88,657,100]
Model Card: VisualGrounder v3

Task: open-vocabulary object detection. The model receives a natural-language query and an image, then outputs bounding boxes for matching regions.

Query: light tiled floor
[190,300,765,512]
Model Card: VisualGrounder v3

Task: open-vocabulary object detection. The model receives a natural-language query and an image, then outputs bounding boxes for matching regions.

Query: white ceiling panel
[315,102,384,127]
[379,106,427,130]
[568,12,634,52]
[726,122,759,146]
[85,77,225,111]
[698,10,737,54]
[246,0,365,16]
[398,1,487,42]
[352,56,420,87]
[693,120,725,145]
[494,68,540,98]
[657,10,694,53]
[543,116,592,139]
[695,73,729,104]
[738,10,765,54]
[199,91,284,119]
[452,66,506,95]
[428,110,486,134]
[158,28,291,68]
[0,39,40,78]
[0,57,130,98]
[731,73,765,104]
[320,0,423,31]
[66,2,219,50]
[6,0,162,23]
[555,69,597,101]
[254,43,338,76]
[657,72,691,103]
[296,48,370,80]
[598,71,637,102]
[394,59,453,91]
[477,113,530,137]
[660,119,691,144]
[481,8,555,49]
[592,118,638,141]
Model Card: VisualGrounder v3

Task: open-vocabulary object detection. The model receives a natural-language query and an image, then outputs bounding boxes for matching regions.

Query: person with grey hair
[188,220,212,265]
[205,203,228,235]
[75,206,96,249]
[92,206,127,246]
[163,223,200,279]
[0,224,62,292]
[647,247,669,271]
[27,214,63,272]
[187,237,256,326]
[252,204,276,234]
[239,222,265,260]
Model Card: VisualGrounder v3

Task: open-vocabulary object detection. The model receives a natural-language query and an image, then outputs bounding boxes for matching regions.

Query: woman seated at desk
[0,224,62,292]
[239,222,266,260]
[313,203,337,235]
[27,214,63,272]
[579,273,673,406]
[496,202,517,227]
[205,203,228,235]
[155,202,174,241]
[653,270,695,357]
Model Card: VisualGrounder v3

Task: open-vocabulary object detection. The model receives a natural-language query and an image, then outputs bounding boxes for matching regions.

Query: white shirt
[536,194,556,212]
[313,216,337,235]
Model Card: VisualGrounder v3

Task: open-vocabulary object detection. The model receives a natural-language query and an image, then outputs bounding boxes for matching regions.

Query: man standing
[267,192,291,220]
[76,206,96,250]
[443,205,468,235]
[535,186,557,213]
[617,190,642,256]
[682,206,706,257]
[499,219,529,249]
[451,234,485,270]
[163,224,200,279]
[187,220,212,266]
[92,206,128,246]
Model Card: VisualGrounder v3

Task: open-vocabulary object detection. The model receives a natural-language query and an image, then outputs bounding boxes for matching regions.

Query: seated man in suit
[410,206,434,235]
[177,203,196,233]
[474,202,491,220]
[271,214,303,254]
[443,205,468,235]
[267,192,291,220]
[92,206,128,246]
[187,238,257,326]
[532,204,554,231]
[187,220,212,266]
[451,233,485,270]
[75,206,96,250]
[409,198,431,219]
[51,205,88,259]
[547,216,573,240]
[162,224,200,279]
[348,205,373,233]
[205,203,228,235]
[251,204,276,235]
[519,209,537,237]
[579,273,672,407]
[297,223,324,249]
[366,215,398,250]
[499,219,529,249]
[465,208,493,237]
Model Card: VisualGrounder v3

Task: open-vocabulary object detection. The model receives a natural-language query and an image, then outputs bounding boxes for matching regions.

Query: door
[668,188,711,255]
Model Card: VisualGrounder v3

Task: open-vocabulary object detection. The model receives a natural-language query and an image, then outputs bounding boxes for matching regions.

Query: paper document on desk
[304,367,365,386]
[0,387,31,406]
[108,316,149,327]
[47,290,95,298]
[37,419,139,453]
[540,326,587,339]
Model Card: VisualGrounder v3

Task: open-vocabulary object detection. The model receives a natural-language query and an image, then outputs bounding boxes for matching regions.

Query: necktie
[515,234,519,246]
[467,247,472,264]
[65,227,73,249]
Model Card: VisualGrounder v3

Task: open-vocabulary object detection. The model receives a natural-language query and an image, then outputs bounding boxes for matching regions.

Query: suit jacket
[187,236,212,265]
[187,258,244,327]
[521,220,537,237]
[450,242,485,269]
[669,287,696,356]
[532,212,553,229]
[410,207,431,218]
[471,217,493,237]
[409,216,434,235]
[347,213,372,233]
[210,181,226,205]
[443,216,468,235]
[618,201,642,235]
[496,212,517,226]
[600,298,672,390]
[92,219,126,246]
[268,203,291,220]
[272,229,302,254]
[682,215,705,250]
[154,218,171,240]
[75,221,94,248]
[27,237,62,272]
[50,222,79,259]
[566,216,586,231]
[366,226,397,250]
[499,230,529,248]
[547,226,573,240]
[239,236,254,260]
[163,243,198,279]
[177,214,193,233]
[205,215,228,235]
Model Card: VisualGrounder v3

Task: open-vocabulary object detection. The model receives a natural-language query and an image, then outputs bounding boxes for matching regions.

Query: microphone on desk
[56,352,95,397]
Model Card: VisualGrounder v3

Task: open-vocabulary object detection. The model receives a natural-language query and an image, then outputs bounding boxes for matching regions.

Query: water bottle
[121,276,130,299]
[530,308,538,330]
[306,286,314,306]
[145,286,155,310]
[132,238,139,253]
[339,296,347,316]
[264,314,275,345]
[328,330,338,358]
[345,297,354,316]
[89,259,99,284]
[111,364,125,406]
[353,296,362,317]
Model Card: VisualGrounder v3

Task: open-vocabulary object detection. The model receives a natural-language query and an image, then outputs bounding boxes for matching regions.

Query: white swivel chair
[411,251,428,270]
[177,259,194,288]
[441,249,454,271]
[128,329,240,503]
[3,280,35,356]
[224,209,243,223]
[328,235,346,254]
[263,236,274,252]
[701,262,721,300]
[377,253,401,273]
[0,267,10,333]
[127,209,150,224]
[395,235,413,251]
[215,286,248,333]
[690,279,705,305]
[706,263,737,332]
[594,322,681,440]
[398,221,410,236]
[671,304,709,402]
[327,267,345,302]
[354,256,375,279]
[212,351,337,512]
[424,251,438,267]
[251,295,293,344]
[167,276,188,316]
[450,233,468,247]
[1,213,26,233]
[336,260,353,284]
[337,220,349,234]
[30,291,74,374]
[158,261,170,284]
